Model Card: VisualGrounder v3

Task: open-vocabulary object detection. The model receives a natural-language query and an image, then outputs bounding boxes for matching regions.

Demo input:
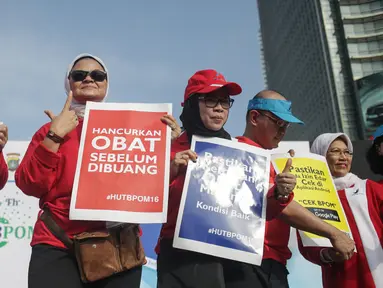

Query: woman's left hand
[161,115,181,141]
[275,158,296,199]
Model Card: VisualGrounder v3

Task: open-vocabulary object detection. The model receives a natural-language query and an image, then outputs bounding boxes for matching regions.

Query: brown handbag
[40,208,146,283]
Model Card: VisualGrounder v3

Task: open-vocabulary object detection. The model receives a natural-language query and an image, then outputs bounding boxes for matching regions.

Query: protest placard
[69,102,171,224]
[272,153,352,247]
[173,136,270,265]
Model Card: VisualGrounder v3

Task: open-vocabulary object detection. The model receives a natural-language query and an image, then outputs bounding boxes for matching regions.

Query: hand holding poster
[271,153,352,247]
[70,102,171,224]
[174,136,270,265]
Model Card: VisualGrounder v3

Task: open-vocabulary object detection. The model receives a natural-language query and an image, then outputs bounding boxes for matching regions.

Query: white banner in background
[0,141,39,288]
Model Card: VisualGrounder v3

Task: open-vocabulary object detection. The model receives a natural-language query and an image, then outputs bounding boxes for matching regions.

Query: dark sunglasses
[198,96,234,109]
[258,111,290,129]
[69,70,107,82]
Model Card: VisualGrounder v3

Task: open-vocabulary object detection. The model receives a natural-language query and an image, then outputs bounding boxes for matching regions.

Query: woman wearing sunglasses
[15,53,179,288]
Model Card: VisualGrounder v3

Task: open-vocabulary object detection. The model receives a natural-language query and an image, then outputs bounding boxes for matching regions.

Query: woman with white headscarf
[15,54,180,288]
[298,132,383,288]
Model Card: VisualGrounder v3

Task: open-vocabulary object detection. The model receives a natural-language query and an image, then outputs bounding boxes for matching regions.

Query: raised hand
[161,114,181,141]
[44,91,78,137]
[275,158,296,198]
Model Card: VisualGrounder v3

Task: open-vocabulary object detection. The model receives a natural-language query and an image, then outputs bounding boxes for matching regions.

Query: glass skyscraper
[258,0,383,140]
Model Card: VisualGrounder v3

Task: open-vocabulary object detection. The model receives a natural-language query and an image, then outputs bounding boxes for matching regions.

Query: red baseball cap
[182,69,242,106]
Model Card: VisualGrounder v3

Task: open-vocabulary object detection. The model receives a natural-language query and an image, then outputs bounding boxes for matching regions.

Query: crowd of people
[0,53,382,288]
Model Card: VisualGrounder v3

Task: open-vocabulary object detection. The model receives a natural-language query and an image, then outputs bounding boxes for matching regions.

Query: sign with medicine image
[272,153,352,247]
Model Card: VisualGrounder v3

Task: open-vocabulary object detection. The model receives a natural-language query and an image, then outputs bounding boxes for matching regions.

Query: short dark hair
[366,137,383,175]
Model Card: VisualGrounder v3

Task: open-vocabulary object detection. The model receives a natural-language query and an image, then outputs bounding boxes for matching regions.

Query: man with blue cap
[225,90,355,287]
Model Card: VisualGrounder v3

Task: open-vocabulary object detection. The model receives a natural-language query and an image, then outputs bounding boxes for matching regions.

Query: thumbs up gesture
[275,158,296,199]
[44,91,79,138]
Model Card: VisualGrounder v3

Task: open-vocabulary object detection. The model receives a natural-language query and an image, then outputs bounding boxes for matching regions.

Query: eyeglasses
[69,70,107,82]
[258,111,290,129]
[327,149,353,158]
[198,96,234,109]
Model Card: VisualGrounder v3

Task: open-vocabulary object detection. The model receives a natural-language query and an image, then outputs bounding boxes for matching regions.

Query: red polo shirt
[236,136,292,265]
[155,133,293,262]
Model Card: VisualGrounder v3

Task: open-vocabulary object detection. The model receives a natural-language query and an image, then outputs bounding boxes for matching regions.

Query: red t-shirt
[0,151,8,190]
[15,120,107,248]
[155,133,293,262]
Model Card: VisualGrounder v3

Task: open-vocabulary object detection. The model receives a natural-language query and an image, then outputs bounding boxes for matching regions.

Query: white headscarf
[64,53,109,118]
[311,133,360,190]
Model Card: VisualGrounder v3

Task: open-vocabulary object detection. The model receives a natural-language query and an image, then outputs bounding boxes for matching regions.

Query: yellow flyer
[271,153,352,247]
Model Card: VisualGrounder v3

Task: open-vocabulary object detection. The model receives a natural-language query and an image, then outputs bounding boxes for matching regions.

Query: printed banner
[174,136,270,265]
[70,102,172,224]
[272,153,352,247]
[0,141,39,288]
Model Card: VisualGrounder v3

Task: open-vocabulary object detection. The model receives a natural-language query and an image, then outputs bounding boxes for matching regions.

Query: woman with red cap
[156,69,242,288]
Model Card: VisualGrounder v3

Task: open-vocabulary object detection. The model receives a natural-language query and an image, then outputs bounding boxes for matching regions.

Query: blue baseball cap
[247,98,304,124]
[373,125,383,141]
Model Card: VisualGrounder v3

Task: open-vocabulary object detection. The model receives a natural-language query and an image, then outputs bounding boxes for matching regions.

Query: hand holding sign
[275,158,296,198]
[170,149,197,181]
[44,91,79,137]
[160,114,181,141]
[0,122,8,149]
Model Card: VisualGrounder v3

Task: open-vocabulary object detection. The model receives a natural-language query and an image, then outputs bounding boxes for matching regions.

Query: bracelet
[46,130,64,144]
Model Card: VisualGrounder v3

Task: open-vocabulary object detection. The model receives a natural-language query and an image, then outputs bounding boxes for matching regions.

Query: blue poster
[173,136,270,265]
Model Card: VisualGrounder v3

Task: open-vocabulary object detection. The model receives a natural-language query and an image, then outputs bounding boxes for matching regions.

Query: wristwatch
[46,130,64,144]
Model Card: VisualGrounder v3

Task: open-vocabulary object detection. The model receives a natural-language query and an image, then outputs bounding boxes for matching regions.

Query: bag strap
[40,208,74,250]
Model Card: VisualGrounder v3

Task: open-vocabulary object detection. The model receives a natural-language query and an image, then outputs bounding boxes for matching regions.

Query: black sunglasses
[258,111,290,129]
[69,70,107,82]
[198,96,234,109]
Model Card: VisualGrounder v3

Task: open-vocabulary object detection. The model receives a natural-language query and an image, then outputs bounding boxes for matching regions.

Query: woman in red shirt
[15,53,179,288]
[299,132,383,288]
[156,69,242,288]
[0,122,8,190]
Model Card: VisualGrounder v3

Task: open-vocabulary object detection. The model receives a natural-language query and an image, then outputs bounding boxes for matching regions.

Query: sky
[0,0,264,140]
